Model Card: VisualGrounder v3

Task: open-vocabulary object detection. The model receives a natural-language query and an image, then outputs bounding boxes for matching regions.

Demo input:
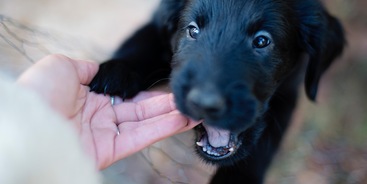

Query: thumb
[70,58,99,85]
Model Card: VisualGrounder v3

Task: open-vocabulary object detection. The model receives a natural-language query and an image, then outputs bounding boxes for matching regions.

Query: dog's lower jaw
[194,120,266,166]
[195,124,241,159]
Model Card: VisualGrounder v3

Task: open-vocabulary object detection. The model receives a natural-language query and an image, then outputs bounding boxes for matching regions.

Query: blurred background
[0,0,366,183]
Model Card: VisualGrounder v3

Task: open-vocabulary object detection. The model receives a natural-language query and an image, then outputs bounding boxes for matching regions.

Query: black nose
[187,88,226,119]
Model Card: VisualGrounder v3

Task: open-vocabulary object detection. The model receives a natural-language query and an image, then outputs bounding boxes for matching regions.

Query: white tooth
[203,146,207,152]
[196,142,204,147]
[229,147,234,152]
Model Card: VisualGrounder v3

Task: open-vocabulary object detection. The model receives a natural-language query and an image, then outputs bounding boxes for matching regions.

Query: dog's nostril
[187,88,226,118]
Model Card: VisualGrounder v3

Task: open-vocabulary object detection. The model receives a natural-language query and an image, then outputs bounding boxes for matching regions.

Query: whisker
[146,78,171,90]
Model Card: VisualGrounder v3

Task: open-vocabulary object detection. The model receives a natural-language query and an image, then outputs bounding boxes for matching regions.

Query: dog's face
[170,0,344,165]
[170,0,299,164]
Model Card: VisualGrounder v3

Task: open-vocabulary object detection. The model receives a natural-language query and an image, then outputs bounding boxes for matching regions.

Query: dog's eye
[187,22,200,40]
[253,35,271,48]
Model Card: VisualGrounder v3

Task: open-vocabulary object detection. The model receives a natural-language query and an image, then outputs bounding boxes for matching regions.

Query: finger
[126,91,168,103]
[114,91,168,106]
[114,112,195,160]
[113,94,176,123]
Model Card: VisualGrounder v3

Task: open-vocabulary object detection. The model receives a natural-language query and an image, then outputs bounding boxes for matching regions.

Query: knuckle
[135,103,146,121]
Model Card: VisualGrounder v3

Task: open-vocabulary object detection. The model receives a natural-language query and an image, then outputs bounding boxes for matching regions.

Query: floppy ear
[296,1,345,101]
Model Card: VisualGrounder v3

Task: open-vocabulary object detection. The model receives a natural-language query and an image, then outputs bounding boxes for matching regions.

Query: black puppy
[90,0,345,183]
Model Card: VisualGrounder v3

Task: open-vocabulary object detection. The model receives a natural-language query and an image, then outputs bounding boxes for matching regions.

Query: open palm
[17,55,199,169]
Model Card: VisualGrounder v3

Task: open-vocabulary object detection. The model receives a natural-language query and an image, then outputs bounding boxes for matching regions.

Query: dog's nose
[187,88,226,118]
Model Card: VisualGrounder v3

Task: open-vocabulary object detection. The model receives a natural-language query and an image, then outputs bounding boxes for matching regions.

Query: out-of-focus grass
[266,0,367,183]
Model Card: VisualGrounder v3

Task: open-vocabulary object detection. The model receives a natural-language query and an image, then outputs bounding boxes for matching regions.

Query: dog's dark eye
[187,22,200,40]
[253,36,271,48]
[189,26,200,39]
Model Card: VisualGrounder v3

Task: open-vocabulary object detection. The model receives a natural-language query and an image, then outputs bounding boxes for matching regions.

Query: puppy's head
[170,0,344,165]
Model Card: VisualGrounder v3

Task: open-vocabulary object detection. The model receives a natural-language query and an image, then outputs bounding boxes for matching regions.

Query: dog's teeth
[229,147,234,152]
[207,146,212,151]
[203,146,207,152]
[196,142,204,147]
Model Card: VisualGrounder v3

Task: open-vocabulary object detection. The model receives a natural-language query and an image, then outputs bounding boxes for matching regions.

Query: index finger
[113,93,177,123]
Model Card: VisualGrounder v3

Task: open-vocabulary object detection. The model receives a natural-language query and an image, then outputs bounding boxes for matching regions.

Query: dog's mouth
[195,123,241,159]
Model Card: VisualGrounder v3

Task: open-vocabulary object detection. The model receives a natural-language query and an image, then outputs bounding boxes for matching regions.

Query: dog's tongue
[203,124,231,148]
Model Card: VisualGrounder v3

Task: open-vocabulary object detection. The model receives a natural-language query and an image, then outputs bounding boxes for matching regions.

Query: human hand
[17,54,200,169]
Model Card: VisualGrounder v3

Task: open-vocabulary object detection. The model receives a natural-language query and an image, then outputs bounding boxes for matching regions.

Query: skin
[17,54,200,169]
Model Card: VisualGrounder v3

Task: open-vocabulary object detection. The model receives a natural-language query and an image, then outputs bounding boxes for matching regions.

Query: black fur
[90,0,345,183]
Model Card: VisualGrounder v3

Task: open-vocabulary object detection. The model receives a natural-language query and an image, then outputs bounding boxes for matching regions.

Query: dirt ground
[1,0,366,183]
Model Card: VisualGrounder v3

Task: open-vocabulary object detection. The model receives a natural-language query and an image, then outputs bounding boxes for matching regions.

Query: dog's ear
[296,1,345,101]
